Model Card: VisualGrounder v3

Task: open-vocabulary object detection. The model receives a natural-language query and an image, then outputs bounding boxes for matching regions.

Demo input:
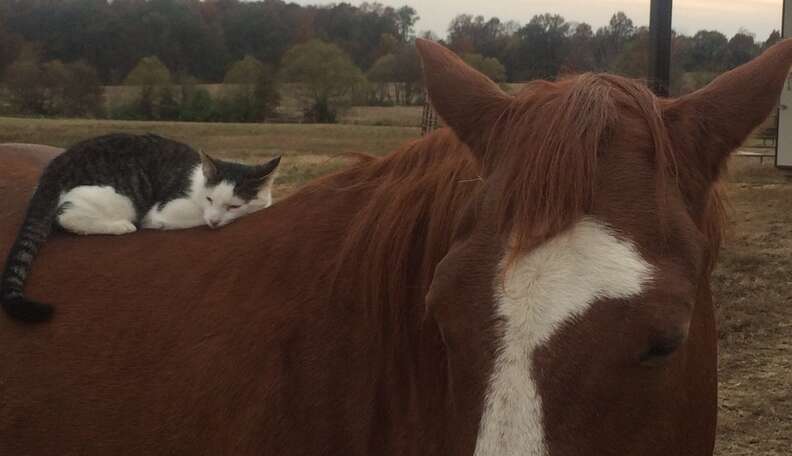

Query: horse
[2,38,790,455]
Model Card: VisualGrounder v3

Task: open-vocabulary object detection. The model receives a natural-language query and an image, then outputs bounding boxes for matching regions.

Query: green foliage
[109,78,280,124]
[59,61,104,117]
[363,45,422,106]
[124,57,172,86]
[280,40,364,123]
[224,55,268,84]
[216,82,281,123]
[512,14,570,80]
[2,48,103,116]
[462,53,506,82]
[689,30,729,72]
[3,50,46,114]
[395,6,419,42]
[178,88,215,122]
[610,27,649,78]
[367,54,398,83]
[222,55,281,121]
[763,30,782,50]
[0,2,778,111]
[725,31,757,69]
[0,21,22,76]
[157,85,181,121]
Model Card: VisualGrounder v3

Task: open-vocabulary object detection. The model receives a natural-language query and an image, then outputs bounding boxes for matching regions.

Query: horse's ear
[416,39,512,159]
[663,39,792,183]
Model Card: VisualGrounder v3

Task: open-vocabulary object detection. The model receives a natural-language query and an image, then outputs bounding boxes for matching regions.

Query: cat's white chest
[142,198,204,230]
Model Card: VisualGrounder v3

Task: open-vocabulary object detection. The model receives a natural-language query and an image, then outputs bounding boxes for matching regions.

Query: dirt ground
[713,158,792,456]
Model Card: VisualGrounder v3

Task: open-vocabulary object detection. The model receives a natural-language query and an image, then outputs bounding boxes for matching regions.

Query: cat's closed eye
[227,204,241,210]
[206,197,213,203]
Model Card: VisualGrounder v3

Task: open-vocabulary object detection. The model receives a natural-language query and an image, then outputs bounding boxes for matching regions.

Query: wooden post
[421,89,439,135]
[649,0,673,97]
[776,0,792,169]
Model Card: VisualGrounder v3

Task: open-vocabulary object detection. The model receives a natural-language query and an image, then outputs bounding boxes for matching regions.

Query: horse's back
[0,144,363,454]
[0,142,62,235]
[0,144,262,454]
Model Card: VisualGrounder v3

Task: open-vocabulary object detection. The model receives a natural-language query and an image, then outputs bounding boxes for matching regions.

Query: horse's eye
[639,333,684,366]
[206,197,213,203]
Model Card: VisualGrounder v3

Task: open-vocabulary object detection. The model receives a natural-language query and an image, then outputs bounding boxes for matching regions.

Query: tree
[564,23,595,72]
[510,14,570,80]
[448,14,510,59]
[393,44,423,105]
[725,31,757,69]
[124,56,172,86]
[395,6,419,43]
[222,55,280,122]
[592,12,636,71]
[763,30,782,50]
[462,53,506,82]
[367,53,398,104]
[2,49,46,114]
[60,61,103,117]
[41,59,70,113]
[0,20,22,75]
[179,87,215,122]
[689,30,728,72]
[611,27,649,78]
[2,49,102,117]
[608,12,635,43]
[312,2,400,69]
[280,40,364,123]
[224,55,268,84]
[122,56,173,120]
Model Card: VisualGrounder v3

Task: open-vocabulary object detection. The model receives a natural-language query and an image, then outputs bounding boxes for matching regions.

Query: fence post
[421,89,439,135]
[649,0,673,97]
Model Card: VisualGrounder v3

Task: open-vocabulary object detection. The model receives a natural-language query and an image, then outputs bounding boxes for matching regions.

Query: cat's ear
[249,156,281,185]
[198,150,218,181]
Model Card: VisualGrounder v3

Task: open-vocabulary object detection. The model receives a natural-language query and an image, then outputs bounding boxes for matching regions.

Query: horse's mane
[296,130,483,328]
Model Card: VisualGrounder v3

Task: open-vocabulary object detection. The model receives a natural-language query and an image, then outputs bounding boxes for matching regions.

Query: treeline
[0,0,418,83]
[0,0,782,123]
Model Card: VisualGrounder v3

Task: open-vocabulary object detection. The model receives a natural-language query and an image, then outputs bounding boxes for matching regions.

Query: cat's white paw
[108,221,138,235]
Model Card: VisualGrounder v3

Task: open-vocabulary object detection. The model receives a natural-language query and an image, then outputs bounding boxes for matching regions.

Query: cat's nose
[207,219,220,229]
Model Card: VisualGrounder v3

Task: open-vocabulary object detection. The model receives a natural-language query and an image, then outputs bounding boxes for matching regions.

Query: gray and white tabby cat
[1,133,281,323]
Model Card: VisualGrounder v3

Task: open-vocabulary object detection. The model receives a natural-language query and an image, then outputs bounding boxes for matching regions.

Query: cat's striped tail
[1,182,60,323]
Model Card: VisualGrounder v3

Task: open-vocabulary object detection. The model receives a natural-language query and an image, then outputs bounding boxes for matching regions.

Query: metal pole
[648,0,673,96]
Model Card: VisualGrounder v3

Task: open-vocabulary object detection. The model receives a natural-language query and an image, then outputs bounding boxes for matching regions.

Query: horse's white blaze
[474,218,654,456]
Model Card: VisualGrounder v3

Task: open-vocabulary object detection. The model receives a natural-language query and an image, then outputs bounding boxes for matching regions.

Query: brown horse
[1,39,790,455]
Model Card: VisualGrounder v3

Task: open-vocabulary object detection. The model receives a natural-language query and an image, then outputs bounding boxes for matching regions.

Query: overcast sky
[293,0,784,39]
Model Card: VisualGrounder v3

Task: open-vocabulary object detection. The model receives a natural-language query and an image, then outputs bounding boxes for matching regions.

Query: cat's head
[196,151,281,228]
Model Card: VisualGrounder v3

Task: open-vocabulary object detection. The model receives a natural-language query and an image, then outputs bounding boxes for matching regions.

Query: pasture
[0,115,790,454]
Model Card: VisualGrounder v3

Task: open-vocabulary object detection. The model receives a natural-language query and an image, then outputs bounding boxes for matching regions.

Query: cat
[1,133,281,323]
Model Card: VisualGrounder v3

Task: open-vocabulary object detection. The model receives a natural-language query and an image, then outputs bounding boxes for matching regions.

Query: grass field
[0,116,420,194]
[0,116,790,454]
[0,116,419,156]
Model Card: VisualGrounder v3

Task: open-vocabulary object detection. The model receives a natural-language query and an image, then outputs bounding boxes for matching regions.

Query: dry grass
[713,157,792,456]
[340,106,424,127]
[0,116,419,158]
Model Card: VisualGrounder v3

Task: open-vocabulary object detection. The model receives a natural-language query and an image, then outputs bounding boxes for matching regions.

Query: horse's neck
[318,138,480,330]
[280,138,481,451]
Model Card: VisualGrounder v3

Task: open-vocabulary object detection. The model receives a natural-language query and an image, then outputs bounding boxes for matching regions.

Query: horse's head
[418,39,792,455]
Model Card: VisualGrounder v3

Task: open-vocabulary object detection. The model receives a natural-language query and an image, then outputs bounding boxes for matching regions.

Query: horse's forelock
[483,74,724,267]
